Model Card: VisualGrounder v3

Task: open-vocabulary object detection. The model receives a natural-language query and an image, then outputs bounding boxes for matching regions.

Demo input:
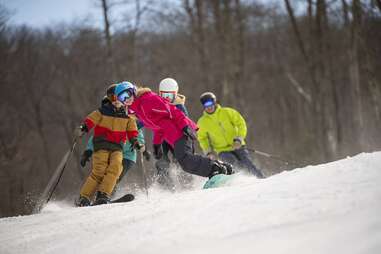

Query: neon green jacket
[197,104,247,154]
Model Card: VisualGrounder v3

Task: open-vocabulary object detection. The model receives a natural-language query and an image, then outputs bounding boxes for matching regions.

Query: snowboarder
[74,82,141,207]
[154,77,192,190]
[129,84,234,179]
[197,92,265,178]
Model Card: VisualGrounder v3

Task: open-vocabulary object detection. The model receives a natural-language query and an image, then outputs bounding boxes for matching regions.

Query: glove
[232,137,243,150]
[142,150,151,161]
[182,126,197,140]
[80,150,92,167]
[153,144,163,160]
[129,138,142,151]
[74,124,87,138]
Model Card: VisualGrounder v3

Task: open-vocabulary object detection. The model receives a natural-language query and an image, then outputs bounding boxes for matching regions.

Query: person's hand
[232,137,243,150]
[207,151,218,160]
[153,144,163,160]
[139,144,146,153]
[74,125,87,138]
[182,126,197,140]
[129,138,143,151]
[80,150,92,167]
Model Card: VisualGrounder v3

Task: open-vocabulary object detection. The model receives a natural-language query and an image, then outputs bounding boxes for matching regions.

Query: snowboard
[203,174,235,189]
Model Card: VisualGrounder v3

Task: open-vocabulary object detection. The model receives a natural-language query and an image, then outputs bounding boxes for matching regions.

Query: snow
[1,152,381,254]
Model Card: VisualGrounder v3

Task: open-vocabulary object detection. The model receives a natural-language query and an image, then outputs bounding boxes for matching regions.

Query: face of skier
[160,91,176,103]
[203,100,216,114]
[117,90,134,106]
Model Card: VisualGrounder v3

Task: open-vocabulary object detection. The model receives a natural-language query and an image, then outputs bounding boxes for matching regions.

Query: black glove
[129,138,142,151]
[182,126,197,140]
[153,144,163,160]
[75,124,88,138]
[143,150,151,161]
[80,150,93,167]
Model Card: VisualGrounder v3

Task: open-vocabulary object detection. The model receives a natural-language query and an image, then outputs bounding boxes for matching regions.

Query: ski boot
[209,160,234,178]
[75,196,91,207]
[93,191,111,206]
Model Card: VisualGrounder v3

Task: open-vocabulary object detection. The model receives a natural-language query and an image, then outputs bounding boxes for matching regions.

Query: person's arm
[137,128,145,145]
[126,118,139,140]
[83,110,102,132]
[86,135,94,152]
[227,108,247,141]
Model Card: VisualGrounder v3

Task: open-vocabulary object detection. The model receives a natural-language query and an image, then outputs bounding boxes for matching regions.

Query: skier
[74,82,141,206]
[154,77,192,190]
[197,92,265,178]
[129,84,234,179]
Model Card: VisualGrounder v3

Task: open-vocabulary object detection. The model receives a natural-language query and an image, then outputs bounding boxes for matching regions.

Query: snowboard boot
[209,160,234,178]
[93,191,111,206]
[75,196,91,207]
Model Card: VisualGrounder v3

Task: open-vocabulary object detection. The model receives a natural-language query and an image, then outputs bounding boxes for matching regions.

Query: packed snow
[1,152,381,254]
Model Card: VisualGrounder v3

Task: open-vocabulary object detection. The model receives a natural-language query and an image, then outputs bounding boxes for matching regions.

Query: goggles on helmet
[117,90,132,103]
[203,100,215,108]
[160,91,176,102]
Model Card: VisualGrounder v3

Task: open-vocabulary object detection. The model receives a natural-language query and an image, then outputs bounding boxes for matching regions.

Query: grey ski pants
[219,147,263,177]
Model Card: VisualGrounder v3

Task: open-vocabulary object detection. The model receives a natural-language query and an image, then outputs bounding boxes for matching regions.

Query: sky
[1,0,103,28]
[1,0,281,29]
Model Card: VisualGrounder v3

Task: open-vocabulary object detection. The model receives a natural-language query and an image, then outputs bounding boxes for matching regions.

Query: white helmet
[159,78,178,92]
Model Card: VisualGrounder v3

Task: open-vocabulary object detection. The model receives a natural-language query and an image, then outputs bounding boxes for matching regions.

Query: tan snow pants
[80,149,123,199]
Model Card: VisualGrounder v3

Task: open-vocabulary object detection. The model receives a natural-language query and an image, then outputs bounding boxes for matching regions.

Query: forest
[0,0,380,217]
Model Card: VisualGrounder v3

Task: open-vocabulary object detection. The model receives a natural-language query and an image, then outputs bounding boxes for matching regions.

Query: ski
[110,193,135,203]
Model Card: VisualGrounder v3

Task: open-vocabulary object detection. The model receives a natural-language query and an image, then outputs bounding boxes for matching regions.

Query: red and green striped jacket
[83,102,138,151]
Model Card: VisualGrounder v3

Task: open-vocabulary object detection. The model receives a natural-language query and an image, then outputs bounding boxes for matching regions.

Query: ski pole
[140,150,149,197]
[47,137,77,203]
[246,148,299,167]
[35,137,78,213]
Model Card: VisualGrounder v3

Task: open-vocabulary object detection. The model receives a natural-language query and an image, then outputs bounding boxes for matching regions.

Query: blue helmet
[114,81,137,102]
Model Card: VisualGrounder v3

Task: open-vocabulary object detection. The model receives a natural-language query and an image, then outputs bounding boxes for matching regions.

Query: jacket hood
[136,87,152,97]
[174,93,186,105]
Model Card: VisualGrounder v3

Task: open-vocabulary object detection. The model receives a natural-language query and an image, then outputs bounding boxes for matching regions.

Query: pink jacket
[130,88,198,147]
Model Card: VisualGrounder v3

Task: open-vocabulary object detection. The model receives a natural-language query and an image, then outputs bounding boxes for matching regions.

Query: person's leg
[233,147,265,178]
[174,136,233,177]
[155,157,175,190]
[119,159,135,182]
[79,149,109,200]
[98,150,123,196]
[218,151,238,166]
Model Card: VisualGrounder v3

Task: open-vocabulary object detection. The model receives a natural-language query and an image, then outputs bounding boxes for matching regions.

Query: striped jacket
[83,101,138,152]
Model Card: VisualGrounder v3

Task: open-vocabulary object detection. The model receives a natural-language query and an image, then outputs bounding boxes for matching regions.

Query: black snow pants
[174,136,214,177]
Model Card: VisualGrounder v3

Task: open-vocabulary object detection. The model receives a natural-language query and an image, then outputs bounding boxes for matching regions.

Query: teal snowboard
[203,174,235,189]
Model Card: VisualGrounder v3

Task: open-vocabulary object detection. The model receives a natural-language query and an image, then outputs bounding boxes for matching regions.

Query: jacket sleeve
[137,129,145,144]
[196,119,211,154]
[227,108,247,139]
[86,135,94,152]
[126,118,139,140]
[168,103,189,131]
[83,110,102,131]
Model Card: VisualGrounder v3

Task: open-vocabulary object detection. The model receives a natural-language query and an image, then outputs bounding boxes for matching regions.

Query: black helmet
[200,92,217,105]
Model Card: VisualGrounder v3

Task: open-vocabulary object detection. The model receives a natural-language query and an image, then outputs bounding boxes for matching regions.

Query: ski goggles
[203,100,215,108]
[117,90,132,103]
[160,91,176,102]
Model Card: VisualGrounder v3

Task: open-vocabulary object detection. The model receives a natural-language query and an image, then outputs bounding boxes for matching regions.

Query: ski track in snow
[1,152,381,254]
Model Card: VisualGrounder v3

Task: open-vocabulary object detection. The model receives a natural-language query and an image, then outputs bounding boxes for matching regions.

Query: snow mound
[1,152,381,254]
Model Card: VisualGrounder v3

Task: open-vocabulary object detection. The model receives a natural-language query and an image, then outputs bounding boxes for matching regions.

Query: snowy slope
[1,152,381,254]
